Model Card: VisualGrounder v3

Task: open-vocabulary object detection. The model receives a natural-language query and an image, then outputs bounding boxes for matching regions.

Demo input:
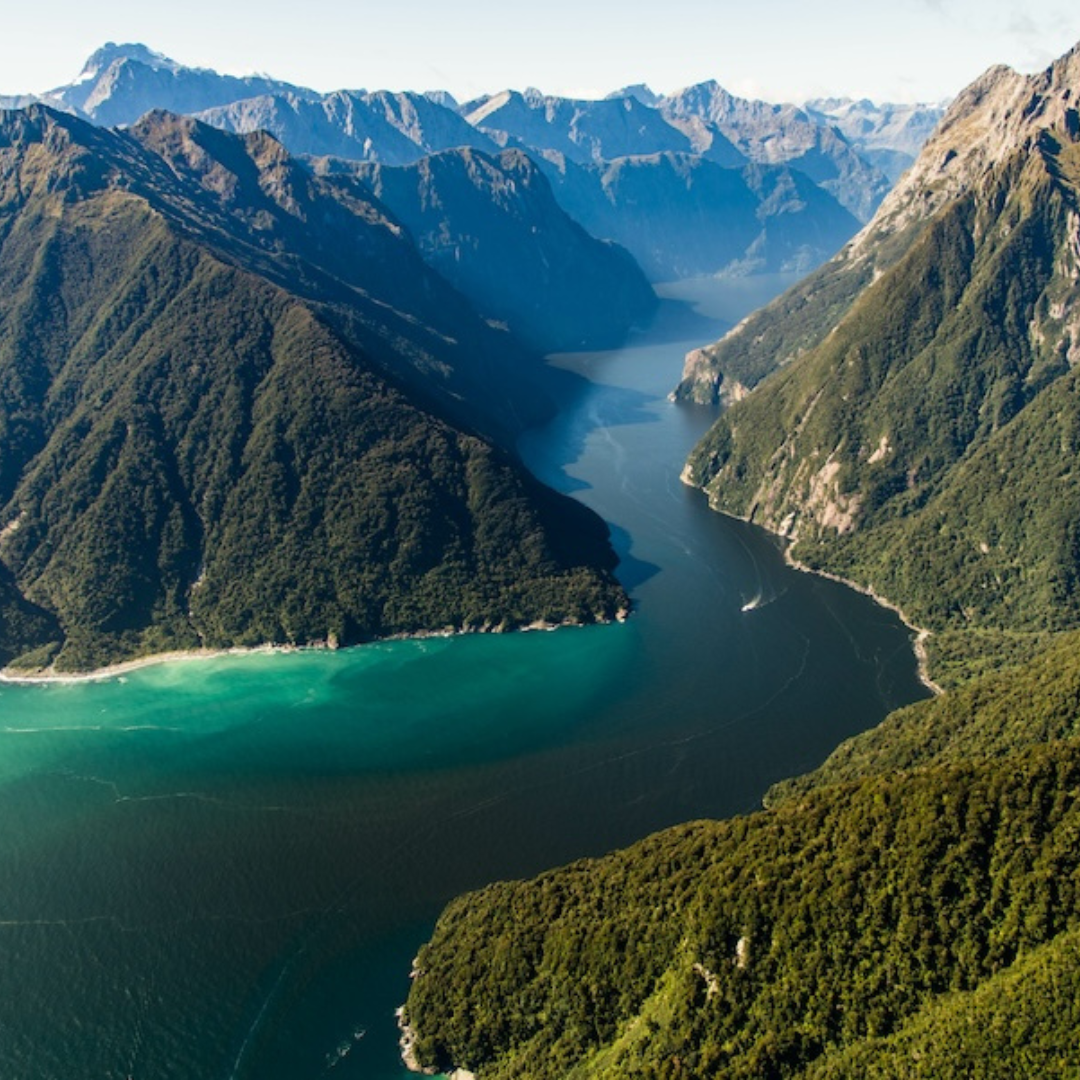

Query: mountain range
[9,36,1071,1079]
[4,43,946,283]
[804,96,947,183]
[329,148,657,353]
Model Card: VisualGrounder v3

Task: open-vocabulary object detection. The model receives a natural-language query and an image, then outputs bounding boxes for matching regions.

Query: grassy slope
[685,134,1080,676]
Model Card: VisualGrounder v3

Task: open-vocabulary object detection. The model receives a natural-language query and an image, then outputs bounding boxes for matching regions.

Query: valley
[3,32,1080,1079]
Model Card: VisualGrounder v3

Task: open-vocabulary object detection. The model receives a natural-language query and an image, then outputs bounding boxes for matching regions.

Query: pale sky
[1,0,1078,106]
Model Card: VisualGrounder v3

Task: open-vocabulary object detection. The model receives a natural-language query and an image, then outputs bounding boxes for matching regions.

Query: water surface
[0,276,928,1079]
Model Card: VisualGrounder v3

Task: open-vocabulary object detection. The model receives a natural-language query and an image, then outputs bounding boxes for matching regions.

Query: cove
[0,276,929,1080]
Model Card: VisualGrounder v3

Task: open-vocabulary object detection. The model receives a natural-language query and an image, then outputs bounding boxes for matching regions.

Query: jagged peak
[77,43,179,82]
[0,101,91,144]
[669,78,725,97]
[851,40,1080,256]
[605,84,660,108]
[423,90,458,110]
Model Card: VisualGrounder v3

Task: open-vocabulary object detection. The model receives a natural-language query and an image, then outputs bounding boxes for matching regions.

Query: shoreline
[0,644,298,686]
[683,474,943,696]
[0,608,631,687]
[778,545,944,697]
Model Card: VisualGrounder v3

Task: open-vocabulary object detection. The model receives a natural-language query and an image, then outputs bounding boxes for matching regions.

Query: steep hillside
[0,106,626,671]
[682,46,1080,667]
[329,148,656,352]
[402,733,1080,1079]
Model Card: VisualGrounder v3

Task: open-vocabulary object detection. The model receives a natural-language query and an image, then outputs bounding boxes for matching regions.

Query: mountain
[605,84,662,108]
[534,150,860,281]
[198,88,499,165]
[333,148,656,352]
[460,87,734,164]
[679,44,1080,674]
[803,97,948,183]
[401,710,1080,1078]
[40,42,313,127]
[0,105,627,672]
[660,81,893,220]
[394,48,1080,1080]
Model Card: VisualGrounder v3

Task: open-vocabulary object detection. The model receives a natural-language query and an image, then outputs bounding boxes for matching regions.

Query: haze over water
[0,277,929,1079]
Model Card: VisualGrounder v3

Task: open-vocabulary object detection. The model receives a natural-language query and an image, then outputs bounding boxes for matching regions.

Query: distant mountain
[23,45,926,288]
[461,87,739,164]
[803,97,948,183]
[0,94,38,110]
[198,88,499,165]
[40,41,313,127]
[0,106,627,672]
[605,84,662,108]
[534,150,860,281]
[680,42,1080,672]
[336,148,656,352]
[661,81,892,220]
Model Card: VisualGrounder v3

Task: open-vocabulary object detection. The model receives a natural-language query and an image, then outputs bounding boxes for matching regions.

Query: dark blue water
[0,278,928,1079]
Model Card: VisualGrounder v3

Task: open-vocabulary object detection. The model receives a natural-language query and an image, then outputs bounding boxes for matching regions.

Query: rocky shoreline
[0,607,631,686]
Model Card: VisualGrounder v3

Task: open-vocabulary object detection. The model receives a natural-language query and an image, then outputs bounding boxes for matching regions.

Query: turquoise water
[0,278,929,1079]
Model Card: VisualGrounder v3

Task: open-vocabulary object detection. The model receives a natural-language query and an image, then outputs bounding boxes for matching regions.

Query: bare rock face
[855,44,1080,255]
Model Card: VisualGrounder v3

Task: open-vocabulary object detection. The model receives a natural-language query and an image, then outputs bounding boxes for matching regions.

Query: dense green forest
[403,616,1080,1077]
[0,106,626,671]
[404,720,1080,1078]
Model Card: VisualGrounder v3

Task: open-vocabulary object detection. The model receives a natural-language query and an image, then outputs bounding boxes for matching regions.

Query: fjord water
[0,277,928,1080]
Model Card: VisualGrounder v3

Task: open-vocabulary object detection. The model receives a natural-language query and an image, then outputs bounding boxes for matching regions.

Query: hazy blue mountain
[337,148,656,352]
[804,97,949,182]
[199,88,499,164]
[461,87,745,165]
[41,42,313,127]
[0,94,39,110]
[604,84,662,108]
[25,45,922,292]
[534,150,859,280]
[0,105,627,670]
[660,80,892,220]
